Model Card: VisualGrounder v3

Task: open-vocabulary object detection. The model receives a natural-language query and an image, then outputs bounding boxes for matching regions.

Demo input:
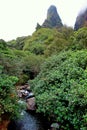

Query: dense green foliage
[7,36,29,50]
[0,65,21,120]
[23,27,72,56]
[0,39,7,50]
[0,39,45,84]
[30,50,87,129]
[70,27,87,50]
[0,25,87,129]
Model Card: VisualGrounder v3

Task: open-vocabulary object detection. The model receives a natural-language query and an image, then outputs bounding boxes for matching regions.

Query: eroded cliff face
[74,8,87,30]
[42,5,63,28]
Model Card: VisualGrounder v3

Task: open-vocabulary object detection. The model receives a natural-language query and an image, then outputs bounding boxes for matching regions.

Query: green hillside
[0,7,87,129]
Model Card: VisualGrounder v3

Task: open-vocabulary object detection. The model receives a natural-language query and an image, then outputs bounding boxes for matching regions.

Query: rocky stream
[0,84,58,130]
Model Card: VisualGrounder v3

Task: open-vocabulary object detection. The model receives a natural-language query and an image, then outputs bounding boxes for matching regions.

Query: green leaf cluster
[30,50,87,129]
[0,24,87,128]
[70,27,87,50]
[23,27,71,56]
[0,39,7,50]
[0,65,21,120]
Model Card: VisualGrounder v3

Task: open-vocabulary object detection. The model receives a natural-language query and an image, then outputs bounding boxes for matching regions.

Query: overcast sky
[0,0,87,41]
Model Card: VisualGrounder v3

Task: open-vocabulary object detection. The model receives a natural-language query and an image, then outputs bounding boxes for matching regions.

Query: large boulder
[26,97,36,110]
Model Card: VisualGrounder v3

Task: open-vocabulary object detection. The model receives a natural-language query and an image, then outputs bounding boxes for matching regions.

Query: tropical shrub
[30,50,87,129]
[0,65,21,121]
[23,28,65,52]
[23,53,45,79]
[70,27,87,50]
[0,48,23,77]
[7,36,28,50]
[27,43,46,55]
[44,38,68,56]
[0,39,7,50]
[58,25,74,40]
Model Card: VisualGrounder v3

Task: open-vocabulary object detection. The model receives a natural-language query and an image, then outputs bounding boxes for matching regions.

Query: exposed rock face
[42,5,63,28]
[74,8,87,30]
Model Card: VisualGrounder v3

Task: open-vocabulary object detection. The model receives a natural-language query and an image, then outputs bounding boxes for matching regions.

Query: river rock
[21,83,30,89]
[26,97,36,110]
[50,123,59,130]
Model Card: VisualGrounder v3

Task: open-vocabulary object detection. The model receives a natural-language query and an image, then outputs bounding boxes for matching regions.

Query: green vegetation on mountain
[70,27,87,50]
[23,27,73,56]
[0,5,87,129]
[31,50,87,129]
[74,8,87,30]
[7,36,30,50]
[0,65,21,120]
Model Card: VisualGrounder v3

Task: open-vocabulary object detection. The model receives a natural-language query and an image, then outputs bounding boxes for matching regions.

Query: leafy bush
[0,43,45,83]
[7,36,28,50]
[23,27,70,57]
[30,50,87,129]
[0,48,23,77]
[0,39,7,50]
[58,25,74,40]
[23,28,65,51]
[27,43,46,55]
[0,65,21,120]
[70,27,87,50]
[23,53,45,79]
[44,38,68,56]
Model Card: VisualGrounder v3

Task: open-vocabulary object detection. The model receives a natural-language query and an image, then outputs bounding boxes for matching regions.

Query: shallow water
[7,111,49,130]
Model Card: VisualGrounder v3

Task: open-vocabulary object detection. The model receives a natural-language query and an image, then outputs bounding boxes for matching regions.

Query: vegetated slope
[28,26,87,129]
[7,36,30,50]
[0,4,87,128]
[0,24,74,83]
[0,40,23,121]
[23,27,73,56]
[30,50,87,129]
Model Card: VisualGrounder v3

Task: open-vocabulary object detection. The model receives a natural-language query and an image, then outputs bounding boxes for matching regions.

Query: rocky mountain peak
[74,8,87,30]
[42,5,63,28]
